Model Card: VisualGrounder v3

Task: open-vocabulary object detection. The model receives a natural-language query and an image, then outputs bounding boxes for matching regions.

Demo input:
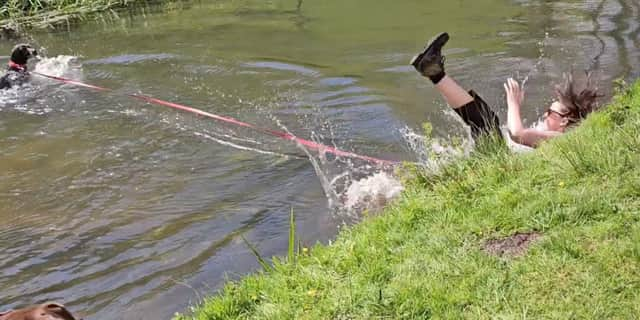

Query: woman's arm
[504,78,561,147]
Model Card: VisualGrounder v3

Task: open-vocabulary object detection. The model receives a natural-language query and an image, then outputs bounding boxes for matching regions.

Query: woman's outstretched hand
[504,77,561,147]
[504,78,525,108]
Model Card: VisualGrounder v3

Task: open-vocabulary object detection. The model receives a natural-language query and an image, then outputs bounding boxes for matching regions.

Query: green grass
[177,80,640,319]
[0,0,163,29]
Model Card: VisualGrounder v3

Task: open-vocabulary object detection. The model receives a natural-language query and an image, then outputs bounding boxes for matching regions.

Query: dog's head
[10,43,37,66]
[0,302,79,320]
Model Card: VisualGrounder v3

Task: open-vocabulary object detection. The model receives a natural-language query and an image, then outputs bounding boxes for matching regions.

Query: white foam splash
[248,95,407,217]
[290,131,405,217]
[34,55,80,77]
[400,125,471,171]
[342,172,403,213]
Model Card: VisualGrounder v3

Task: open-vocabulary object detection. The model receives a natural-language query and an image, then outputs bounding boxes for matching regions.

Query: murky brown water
[1,0,638,319]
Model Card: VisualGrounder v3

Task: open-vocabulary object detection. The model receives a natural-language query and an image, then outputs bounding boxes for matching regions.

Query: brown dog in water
[0,302,80,320]
[0,43,38,90]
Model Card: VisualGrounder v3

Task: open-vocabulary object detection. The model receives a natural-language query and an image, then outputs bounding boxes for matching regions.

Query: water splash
[342,172,403,213]
[399,124,471,171]
[13,53,409,217]
[34,55,80,78]
[522,31,550,88]
[175,98,404,218]
[298,141,401,217]
[0,55,79,115]
[261,100,406,217]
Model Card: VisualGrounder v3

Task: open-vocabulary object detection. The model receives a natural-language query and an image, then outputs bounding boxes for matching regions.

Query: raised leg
[434,75,474,108]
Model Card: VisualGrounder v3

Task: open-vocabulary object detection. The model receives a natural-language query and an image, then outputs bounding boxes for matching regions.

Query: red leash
[32,71,398,166]
[8,60,27,71]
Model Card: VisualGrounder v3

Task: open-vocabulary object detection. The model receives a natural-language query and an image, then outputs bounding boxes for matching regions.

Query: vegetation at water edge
[0,0,163,29]
[177,80,640,319]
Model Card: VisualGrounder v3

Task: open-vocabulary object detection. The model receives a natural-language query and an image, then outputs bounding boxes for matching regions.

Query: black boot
[410,32,449,83]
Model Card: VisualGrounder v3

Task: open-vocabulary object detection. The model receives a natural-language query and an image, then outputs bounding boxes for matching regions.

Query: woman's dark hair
[554,72,603,124]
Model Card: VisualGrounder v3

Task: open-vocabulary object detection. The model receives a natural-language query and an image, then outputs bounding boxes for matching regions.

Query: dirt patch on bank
[482,232,541,257]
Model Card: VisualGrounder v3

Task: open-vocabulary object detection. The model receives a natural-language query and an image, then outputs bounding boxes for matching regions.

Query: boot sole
[410,32,450,67]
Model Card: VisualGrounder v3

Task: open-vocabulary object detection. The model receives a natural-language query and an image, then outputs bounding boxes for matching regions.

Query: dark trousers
[453,90,502,141]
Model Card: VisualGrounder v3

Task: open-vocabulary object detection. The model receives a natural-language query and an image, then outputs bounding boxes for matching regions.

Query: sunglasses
[545,100,575,117]
[544,108,569,118]
[545,106,580,126]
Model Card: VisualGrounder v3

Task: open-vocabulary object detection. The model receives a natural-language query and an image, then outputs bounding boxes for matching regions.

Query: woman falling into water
[411,32,602,148]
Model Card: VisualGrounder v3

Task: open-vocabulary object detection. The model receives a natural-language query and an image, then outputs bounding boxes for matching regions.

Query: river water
[1,0,638,319]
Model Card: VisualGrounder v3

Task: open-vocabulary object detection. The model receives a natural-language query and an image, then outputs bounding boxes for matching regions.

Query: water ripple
[84,53,177,65]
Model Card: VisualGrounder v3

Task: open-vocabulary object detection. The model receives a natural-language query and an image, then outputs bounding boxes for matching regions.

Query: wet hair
[554,72,602,125]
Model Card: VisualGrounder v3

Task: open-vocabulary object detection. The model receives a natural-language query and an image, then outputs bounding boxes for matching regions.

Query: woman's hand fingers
[505,78,525,105]
[508,78,517,92]
[510,78,519,90]
[505,79,514,91]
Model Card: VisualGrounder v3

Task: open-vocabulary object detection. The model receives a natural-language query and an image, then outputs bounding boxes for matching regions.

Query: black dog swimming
[0,44,37,90]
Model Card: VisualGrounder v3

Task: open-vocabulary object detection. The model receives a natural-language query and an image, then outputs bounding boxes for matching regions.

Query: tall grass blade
[241,235,272,273]
[288,208,295,264]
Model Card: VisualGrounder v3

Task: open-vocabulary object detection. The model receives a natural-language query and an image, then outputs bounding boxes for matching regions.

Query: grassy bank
[178,80,640,319]
[0,0,164,30]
